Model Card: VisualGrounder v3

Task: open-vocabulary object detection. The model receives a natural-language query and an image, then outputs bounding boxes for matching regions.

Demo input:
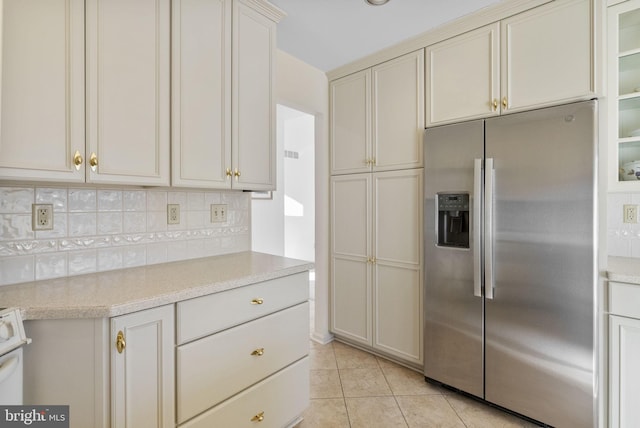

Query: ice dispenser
[437,193,470,248]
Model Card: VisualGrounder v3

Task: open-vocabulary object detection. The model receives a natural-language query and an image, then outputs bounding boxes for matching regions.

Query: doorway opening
[251,104,316,314]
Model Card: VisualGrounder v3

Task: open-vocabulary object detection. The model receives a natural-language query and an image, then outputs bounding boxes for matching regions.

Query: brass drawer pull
[73,150,83,170]
[251,411,265,422]
[251,348,265,356]
[116,331,126,354]
[251,298,264,305]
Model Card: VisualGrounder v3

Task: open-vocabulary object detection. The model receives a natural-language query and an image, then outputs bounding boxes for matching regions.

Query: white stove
[0,308,30,405]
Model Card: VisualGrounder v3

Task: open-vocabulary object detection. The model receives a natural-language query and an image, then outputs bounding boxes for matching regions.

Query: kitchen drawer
[609,281,640,319]
[177,272,308,344]
[177,302,309,423]
[179,357,309,428]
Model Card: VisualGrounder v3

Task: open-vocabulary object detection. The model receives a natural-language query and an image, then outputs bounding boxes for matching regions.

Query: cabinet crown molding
[239,0,286,22]
[326,0,552,80]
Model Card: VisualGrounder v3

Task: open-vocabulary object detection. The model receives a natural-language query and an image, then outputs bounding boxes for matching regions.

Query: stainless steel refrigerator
[423,100,598,427]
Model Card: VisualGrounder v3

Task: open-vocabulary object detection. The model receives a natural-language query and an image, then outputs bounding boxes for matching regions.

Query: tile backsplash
[608,192,640,258]
[0,186,250,286]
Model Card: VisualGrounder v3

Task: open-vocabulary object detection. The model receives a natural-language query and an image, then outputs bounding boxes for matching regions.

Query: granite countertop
[0,252,313,320]
[608,256,640,285]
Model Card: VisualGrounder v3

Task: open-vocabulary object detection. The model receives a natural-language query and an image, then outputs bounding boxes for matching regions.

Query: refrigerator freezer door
[484,101,596,427]
[424,120,484,398]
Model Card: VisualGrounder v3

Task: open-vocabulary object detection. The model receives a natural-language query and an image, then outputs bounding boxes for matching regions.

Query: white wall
[273,49,331,343]
[608,193,640,257]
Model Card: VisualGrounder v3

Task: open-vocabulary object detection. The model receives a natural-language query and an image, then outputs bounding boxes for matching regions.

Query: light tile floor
[297,339,539,428]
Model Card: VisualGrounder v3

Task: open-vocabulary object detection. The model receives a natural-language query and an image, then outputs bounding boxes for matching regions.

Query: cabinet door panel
[172,0,231,188]
[86,0,170,185]
[426,23,500,126]
[374,169,422,265]
[502,0,594,112]
[610,315,640,428]
[331,174,370,258]
[330,70,371,174]
[0,0,84,182]
[232,1,276,190]
[374,264,422,363]
[372,50,424,171]
[331,256,371,345]
[111,305,174,428]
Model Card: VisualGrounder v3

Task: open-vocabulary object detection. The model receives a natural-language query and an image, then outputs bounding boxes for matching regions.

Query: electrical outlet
[32,204,54,231]
[211,204,227,223]
[167,204,180,225]
[623,204,638,224]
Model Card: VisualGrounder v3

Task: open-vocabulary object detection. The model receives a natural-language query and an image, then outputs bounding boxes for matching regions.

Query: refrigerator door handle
[473,158,483,298]
[484,157,494,299]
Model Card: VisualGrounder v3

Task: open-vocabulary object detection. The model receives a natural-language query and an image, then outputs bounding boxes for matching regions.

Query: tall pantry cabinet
[330,50,424,366]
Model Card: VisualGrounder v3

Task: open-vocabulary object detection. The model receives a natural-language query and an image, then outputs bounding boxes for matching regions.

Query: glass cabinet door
[610,1,640,189]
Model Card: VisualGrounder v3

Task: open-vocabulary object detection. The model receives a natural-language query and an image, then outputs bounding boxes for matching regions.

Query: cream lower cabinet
[330,169,423,366]
[330,50,424,175]
[175,272,310,426]
[111,305,175,428]
[426,0,594,126]
[23,273,309,428]
[609,281,640,428]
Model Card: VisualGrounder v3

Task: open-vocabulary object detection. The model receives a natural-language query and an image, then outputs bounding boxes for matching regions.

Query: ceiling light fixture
[365,0,390,5]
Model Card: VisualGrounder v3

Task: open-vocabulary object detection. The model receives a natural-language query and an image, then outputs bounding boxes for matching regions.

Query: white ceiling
[269,0,502,72]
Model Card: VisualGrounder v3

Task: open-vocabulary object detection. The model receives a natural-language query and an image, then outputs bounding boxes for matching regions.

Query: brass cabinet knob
[502,97,508,109]
[73,150,83,170]
[251,298,264,305]
[492,99,498,111]
[251,348,265,356]
[251,411,265,422]
[226,168,232,179]
[234,168,241,181]
[116,331,126,354]
[89,153,98,171]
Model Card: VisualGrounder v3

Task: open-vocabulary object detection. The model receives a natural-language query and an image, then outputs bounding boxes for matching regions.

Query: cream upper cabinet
[172,0,232,189]
[86,0,170,186]
[607,0,640,191]
[426,0,594,126]
[0,0,85,182]
[330,169,423,366]
[232,0,283,191]
[111,304,175,428]
[330,50,424,175]
[426,23,500,125]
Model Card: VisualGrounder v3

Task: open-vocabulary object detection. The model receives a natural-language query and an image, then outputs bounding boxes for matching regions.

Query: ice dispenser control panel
[437,193,470,249]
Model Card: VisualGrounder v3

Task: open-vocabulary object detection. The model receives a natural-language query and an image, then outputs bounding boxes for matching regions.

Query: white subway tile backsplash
[35,212,67,239]
[68,189,97,212]
[98,247,123,272]
[123,191,146,212]
[123,212,146,233]
[147,212,168,232]
[608,192,640,258]
[98,190,123,212]
[188,192,205,211]
[0,255,35,285]
[68,213,97,237]
[146,191,168,211]
[146,243,168,265]
[123,245,146,268]
[0,214,34,241]
[0,187,250,285]
[97,212,123,235]
[168,191,187,207]
[35,188,67,211]
[0,188,34,213]
[35,253,68,280]
[68,250,97,275]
